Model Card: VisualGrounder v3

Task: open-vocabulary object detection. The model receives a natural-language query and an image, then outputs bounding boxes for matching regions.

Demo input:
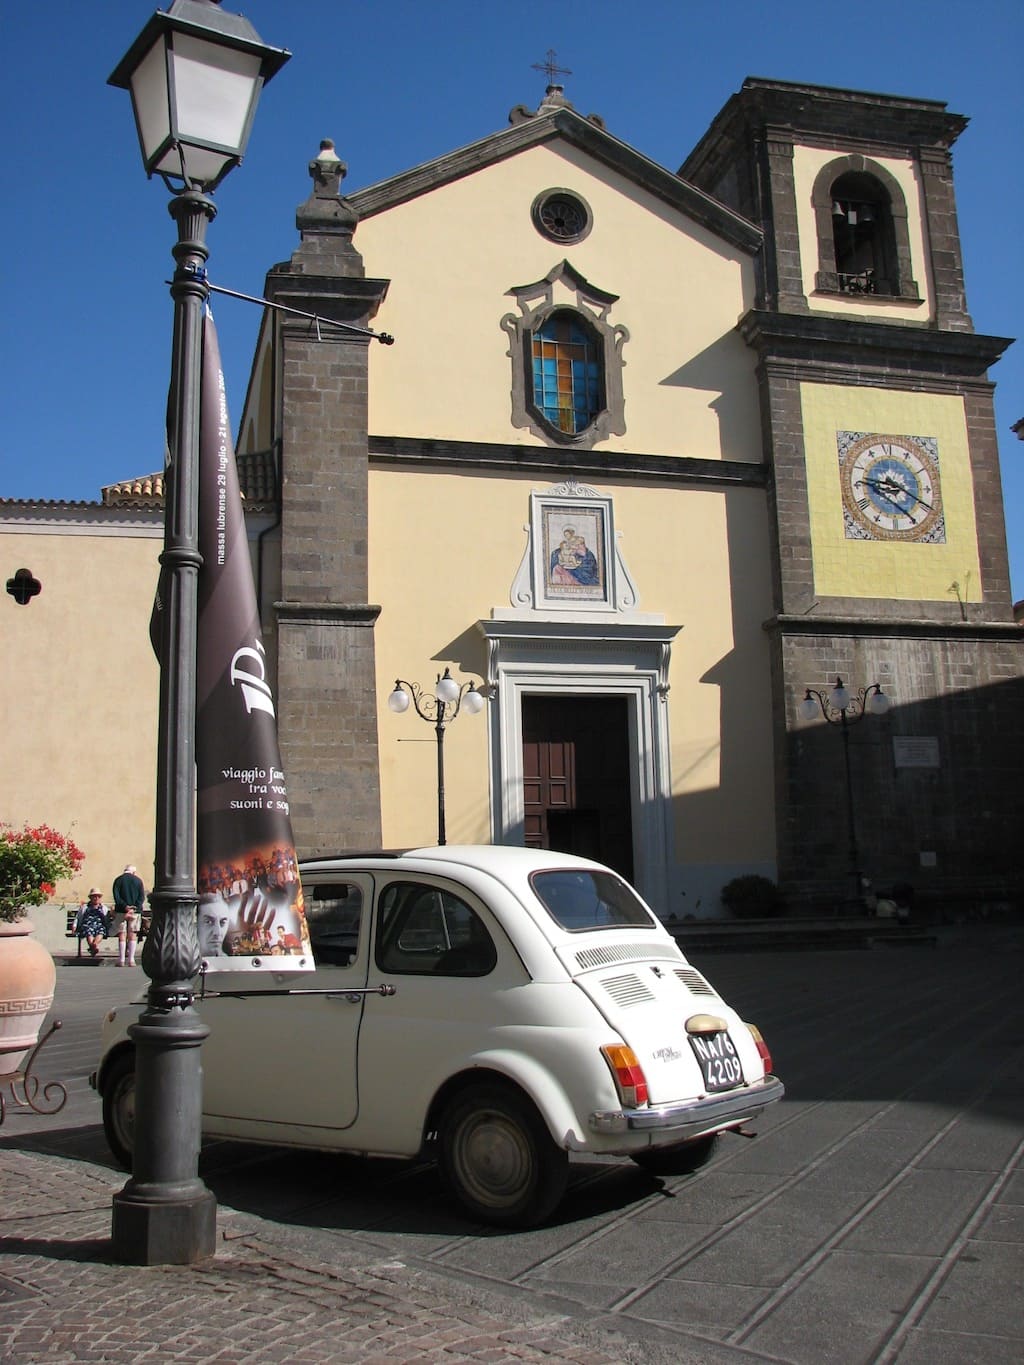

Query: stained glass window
[531,311,603,435]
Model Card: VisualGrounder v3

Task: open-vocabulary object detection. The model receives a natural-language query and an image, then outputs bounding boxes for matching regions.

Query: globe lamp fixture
[798,677,892,904]
[387,668,495,845]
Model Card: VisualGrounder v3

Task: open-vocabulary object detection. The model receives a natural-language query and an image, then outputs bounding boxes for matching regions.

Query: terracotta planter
[0,917,57,1077]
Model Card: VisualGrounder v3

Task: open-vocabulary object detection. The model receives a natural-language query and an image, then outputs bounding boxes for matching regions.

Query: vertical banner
[194,309,312,971]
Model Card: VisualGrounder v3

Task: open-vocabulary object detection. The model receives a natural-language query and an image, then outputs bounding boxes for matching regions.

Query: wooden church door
[521,695,634,881]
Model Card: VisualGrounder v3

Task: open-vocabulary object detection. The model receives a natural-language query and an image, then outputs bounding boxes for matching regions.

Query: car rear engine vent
[674,967,716,997]
[575,943,671,971]
[602,973,656,1008]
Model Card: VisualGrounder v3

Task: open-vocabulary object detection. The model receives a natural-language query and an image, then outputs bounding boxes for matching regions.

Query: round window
[531,189,593,244]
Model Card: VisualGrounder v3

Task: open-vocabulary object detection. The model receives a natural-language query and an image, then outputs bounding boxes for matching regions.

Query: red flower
[1,822,86,922]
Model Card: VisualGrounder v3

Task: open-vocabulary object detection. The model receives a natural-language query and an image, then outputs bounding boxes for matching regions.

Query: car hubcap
[456,1111,531,1206]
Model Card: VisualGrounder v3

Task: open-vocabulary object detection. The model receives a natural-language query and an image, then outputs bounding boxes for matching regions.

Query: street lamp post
[387,669,493,845]
[799,677,891,905]
[108,0,289,1265]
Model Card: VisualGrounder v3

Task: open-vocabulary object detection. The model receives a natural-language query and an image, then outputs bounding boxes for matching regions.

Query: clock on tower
[838,431,945,543]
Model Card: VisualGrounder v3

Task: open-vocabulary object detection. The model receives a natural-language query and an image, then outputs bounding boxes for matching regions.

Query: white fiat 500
[94,846,783,1226]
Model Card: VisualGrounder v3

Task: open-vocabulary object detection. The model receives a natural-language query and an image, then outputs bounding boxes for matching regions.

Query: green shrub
[720,874,784,920]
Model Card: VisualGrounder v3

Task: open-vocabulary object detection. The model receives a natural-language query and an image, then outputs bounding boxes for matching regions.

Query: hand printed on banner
[229,886,277,955]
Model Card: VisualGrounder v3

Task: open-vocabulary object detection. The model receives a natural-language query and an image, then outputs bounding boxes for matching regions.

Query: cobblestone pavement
[3,937,1022,1363]
[0,1147,685,1365]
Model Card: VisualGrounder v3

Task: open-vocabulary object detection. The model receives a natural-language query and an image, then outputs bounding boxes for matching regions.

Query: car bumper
[589,1074,784,1137]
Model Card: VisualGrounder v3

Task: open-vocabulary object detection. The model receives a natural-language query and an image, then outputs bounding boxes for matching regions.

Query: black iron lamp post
[107,0,289,1266]
[387,669,494,845]
[798,678,891,904]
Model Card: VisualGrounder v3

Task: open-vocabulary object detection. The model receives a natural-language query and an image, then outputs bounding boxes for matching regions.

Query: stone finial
[508,85,605,129]
[296,138,358,241]
[538,82,573,113]
[309,138,347,196]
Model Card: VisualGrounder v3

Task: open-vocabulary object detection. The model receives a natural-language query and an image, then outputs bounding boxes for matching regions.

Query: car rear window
[530,869,655,932]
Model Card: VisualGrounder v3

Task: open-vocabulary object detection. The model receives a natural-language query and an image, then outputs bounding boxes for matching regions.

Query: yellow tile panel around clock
[800,382,981,601]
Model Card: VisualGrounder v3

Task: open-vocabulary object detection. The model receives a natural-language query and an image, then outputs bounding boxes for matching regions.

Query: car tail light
[600,1044,649,1108]
[746,1023,773,1074]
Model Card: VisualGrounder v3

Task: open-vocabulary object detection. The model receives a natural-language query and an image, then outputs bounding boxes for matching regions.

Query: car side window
[375,881,497,977]
[306,882,363,968]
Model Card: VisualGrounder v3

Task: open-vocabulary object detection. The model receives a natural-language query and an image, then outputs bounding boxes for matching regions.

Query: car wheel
[630,1133,719,1177]
[102,1052,135,1171]
[439,1083,568,1227]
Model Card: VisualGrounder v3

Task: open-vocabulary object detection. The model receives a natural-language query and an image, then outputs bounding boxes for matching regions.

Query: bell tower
[683,79,1020,913]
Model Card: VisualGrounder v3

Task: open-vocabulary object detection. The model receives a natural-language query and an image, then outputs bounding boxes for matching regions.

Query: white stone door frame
[477,619,680,913]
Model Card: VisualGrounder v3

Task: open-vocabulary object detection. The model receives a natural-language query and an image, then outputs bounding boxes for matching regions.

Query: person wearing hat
[75,888,110,958]
[111,864,146,967]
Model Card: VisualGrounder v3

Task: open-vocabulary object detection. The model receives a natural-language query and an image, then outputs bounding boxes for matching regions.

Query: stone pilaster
[265,142,390,856]
[760,131,809,314]
[918,146,974,333]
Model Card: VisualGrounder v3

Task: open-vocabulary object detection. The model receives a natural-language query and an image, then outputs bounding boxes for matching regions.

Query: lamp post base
[110,997,215,1265]
[111,1185,216,1265]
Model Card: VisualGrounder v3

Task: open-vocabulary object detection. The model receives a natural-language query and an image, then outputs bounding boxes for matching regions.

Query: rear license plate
[689,1031,745,1092]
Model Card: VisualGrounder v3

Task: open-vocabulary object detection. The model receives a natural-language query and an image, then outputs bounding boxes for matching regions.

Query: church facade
[4,77,1020,918]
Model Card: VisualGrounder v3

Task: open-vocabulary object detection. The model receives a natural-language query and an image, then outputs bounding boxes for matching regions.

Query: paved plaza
[2,931,1022,1362]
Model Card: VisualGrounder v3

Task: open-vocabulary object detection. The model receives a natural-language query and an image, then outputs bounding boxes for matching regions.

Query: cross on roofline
[532,48,572,84]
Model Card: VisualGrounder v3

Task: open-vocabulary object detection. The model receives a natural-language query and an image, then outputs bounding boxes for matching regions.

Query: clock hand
[860,476,906,510]
[860,476,933,513]
[895,485,933,512]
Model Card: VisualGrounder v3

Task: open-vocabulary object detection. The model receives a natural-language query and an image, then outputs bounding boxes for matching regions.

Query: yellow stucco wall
[792,145,933,322]
[0,525,162,904]
[355,141,761,463]
[801,383,981,600]
[369,468,776,869]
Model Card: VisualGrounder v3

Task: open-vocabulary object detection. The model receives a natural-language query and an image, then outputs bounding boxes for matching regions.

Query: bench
[66,907,103,957]
[66,906,153,954]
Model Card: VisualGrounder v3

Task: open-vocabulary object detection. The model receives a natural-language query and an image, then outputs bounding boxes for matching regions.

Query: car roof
[300,845,612,877]
[299,845,668,971]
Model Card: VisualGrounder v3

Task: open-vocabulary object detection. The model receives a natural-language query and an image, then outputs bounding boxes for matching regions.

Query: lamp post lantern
[108,0,289,1266]
[387,669,493,845]
[798,677,890,905]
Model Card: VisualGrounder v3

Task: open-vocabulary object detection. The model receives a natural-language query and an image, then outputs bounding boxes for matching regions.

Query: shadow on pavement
[0,1235,113,1264]
[2,1121,668,1237]
[6,944,1020,1245]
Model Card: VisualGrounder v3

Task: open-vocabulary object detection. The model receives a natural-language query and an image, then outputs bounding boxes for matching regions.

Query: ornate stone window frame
[811,155,920,302]
[501,260,628,449]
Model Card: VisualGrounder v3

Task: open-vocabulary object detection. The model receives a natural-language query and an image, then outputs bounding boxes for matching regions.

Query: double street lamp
[108,0,289,1265]
[388,669,494,845]
[798,678,891,905]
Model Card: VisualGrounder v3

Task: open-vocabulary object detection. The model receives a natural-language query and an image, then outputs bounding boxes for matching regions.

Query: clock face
[838,432,945,542]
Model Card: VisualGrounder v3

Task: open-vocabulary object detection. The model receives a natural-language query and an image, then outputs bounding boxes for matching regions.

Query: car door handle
[324,984,397,1004]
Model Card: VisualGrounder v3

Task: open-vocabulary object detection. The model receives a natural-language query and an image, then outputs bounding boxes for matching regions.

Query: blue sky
[3,1,1022,599]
